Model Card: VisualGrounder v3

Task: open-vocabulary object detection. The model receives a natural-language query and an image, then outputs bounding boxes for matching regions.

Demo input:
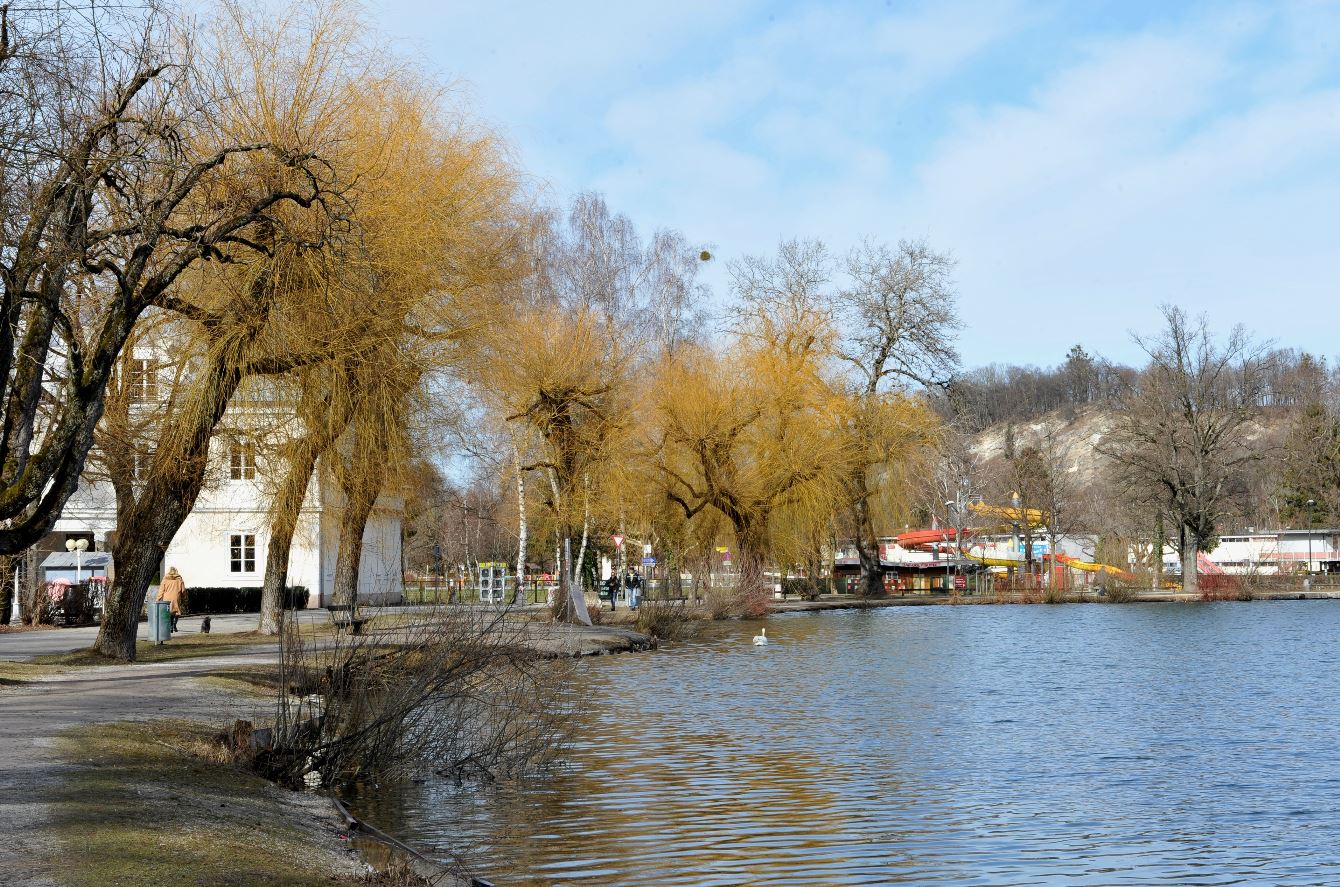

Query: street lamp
[1306,499,1317,581]
[65,538,89,583]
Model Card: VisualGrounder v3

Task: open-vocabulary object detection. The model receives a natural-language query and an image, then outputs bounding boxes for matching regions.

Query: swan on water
[752,627,768,645]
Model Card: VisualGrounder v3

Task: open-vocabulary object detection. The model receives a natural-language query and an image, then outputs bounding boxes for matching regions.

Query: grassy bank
[48,720,372,886]
[30,631,278,667]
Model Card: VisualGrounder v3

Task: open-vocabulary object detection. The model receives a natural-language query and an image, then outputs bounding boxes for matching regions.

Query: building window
[131,451,148,483]
[129,359,157,403]
[229,440,256,481]
[229,533,256,573]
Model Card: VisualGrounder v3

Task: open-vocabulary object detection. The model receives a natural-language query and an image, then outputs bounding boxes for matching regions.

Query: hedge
[180,586,310,615]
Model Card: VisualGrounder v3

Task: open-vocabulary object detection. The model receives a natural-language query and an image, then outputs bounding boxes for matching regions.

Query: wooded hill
[947,344,1340,538]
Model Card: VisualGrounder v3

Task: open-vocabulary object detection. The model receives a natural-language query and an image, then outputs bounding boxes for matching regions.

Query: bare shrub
[1042,585,1070,604]
[704,586,742,620]
[259,607,570,789]
[1102,584,1138,603]
[634,601,697,641]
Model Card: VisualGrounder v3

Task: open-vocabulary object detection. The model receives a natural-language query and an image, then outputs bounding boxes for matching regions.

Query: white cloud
[371,0,1340,365]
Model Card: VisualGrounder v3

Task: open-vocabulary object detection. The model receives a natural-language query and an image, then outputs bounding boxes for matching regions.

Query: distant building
[1207,529,1339,575]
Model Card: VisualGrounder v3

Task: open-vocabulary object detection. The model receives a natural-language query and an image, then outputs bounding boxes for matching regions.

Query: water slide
[968,501,1048,527]
[962,547,1027,568]
[894,528,970,549]
[1053,553,1137,582]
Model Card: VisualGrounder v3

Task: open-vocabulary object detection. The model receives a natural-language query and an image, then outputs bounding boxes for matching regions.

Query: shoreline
[769,588,1340,613]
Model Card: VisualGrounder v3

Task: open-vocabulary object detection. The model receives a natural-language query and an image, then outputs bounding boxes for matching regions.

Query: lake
[349,601,1340,885]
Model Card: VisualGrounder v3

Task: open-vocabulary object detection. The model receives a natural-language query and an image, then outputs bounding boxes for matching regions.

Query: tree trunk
[20,559,45,626]
[546,469,590,625]
[1153,512,1164,591]
[95,355,244,660]
[0,554,15,625]
[258,440,321,633]
[732,515,771,618]
[512,437,527,607]
[849,468,885,597]
[332,481,379,610]
[852,502,884,598]
[573,475,590,595]
[96,536,169,659]
[1180,524,1199,597]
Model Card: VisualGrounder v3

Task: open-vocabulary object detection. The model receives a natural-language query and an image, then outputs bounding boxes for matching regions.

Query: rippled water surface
[351,602,1340,885]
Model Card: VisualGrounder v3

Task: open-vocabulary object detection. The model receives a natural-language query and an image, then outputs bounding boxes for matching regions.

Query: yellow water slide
[967,501,1048,528]
[1053,554,1136,582]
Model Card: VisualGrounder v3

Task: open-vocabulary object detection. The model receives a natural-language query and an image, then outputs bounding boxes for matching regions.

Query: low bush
[1042,585,1070,604]
[1102,584,1138,603]
[634,601,697,641]
[780,578,823,601]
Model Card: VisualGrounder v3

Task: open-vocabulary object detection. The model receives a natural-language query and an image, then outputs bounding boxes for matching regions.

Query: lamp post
[65,538,88,583]
[1306,499,1316,582]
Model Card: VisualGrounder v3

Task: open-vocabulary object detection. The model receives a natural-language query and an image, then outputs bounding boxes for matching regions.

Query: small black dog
[200,615,212,634]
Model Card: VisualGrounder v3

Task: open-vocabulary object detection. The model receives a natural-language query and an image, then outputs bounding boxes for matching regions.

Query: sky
[369,0,1340,370]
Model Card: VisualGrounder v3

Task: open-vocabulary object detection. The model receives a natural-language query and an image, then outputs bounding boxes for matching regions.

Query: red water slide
[895,528,970,549]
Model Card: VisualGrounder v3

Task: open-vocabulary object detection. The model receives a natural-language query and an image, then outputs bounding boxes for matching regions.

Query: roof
[39,551,113,569]
[833,557,984,572]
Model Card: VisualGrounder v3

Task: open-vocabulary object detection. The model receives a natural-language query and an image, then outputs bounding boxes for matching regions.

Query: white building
[44,453,403,609]
[1208,529,1340,575]
[13,351,404,616]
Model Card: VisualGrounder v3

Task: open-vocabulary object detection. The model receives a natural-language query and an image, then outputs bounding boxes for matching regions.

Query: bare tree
[835,239,959,596]
[0,2,336,554]
[1100,306,1269,596]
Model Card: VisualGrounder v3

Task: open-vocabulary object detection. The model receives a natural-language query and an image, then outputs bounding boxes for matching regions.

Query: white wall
[317,501,403,606]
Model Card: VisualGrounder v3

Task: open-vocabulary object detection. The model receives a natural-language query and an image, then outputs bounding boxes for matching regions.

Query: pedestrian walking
[157,567,186,632]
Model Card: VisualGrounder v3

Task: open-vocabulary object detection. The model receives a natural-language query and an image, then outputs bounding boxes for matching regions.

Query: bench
[328,603,369,635]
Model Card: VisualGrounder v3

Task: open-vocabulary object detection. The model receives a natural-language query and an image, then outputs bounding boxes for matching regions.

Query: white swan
[752,627,768,646]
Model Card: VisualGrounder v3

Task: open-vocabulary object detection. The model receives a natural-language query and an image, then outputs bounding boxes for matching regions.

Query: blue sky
[370,0,1340,369]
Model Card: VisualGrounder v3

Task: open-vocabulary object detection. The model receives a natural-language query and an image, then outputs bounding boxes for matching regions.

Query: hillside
[966,406,1288,525]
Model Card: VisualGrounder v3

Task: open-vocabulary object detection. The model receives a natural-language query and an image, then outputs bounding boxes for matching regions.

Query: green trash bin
[149,600,172,644]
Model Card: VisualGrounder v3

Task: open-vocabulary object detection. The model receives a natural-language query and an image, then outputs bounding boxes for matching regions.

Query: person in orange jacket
[156,567,186,632]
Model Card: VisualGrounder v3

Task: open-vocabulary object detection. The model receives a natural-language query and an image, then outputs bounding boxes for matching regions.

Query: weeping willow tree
[649,338,854,617]
[644,241,855,616]
[248,52,523,632]
[93,0,521,659]
[478,195,705,624]
[484,304,629,625]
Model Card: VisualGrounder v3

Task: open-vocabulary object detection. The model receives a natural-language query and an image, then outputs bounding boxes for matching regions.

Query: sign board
[953,575,967,590]
[641,556,656,566]
[611,534,625,548]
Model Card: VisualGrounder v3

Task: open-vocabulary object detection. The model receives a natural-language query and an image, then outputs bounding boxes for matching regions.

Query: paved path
[0,604,554,661]
[0,611,328,661]
[0,648,282,885]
